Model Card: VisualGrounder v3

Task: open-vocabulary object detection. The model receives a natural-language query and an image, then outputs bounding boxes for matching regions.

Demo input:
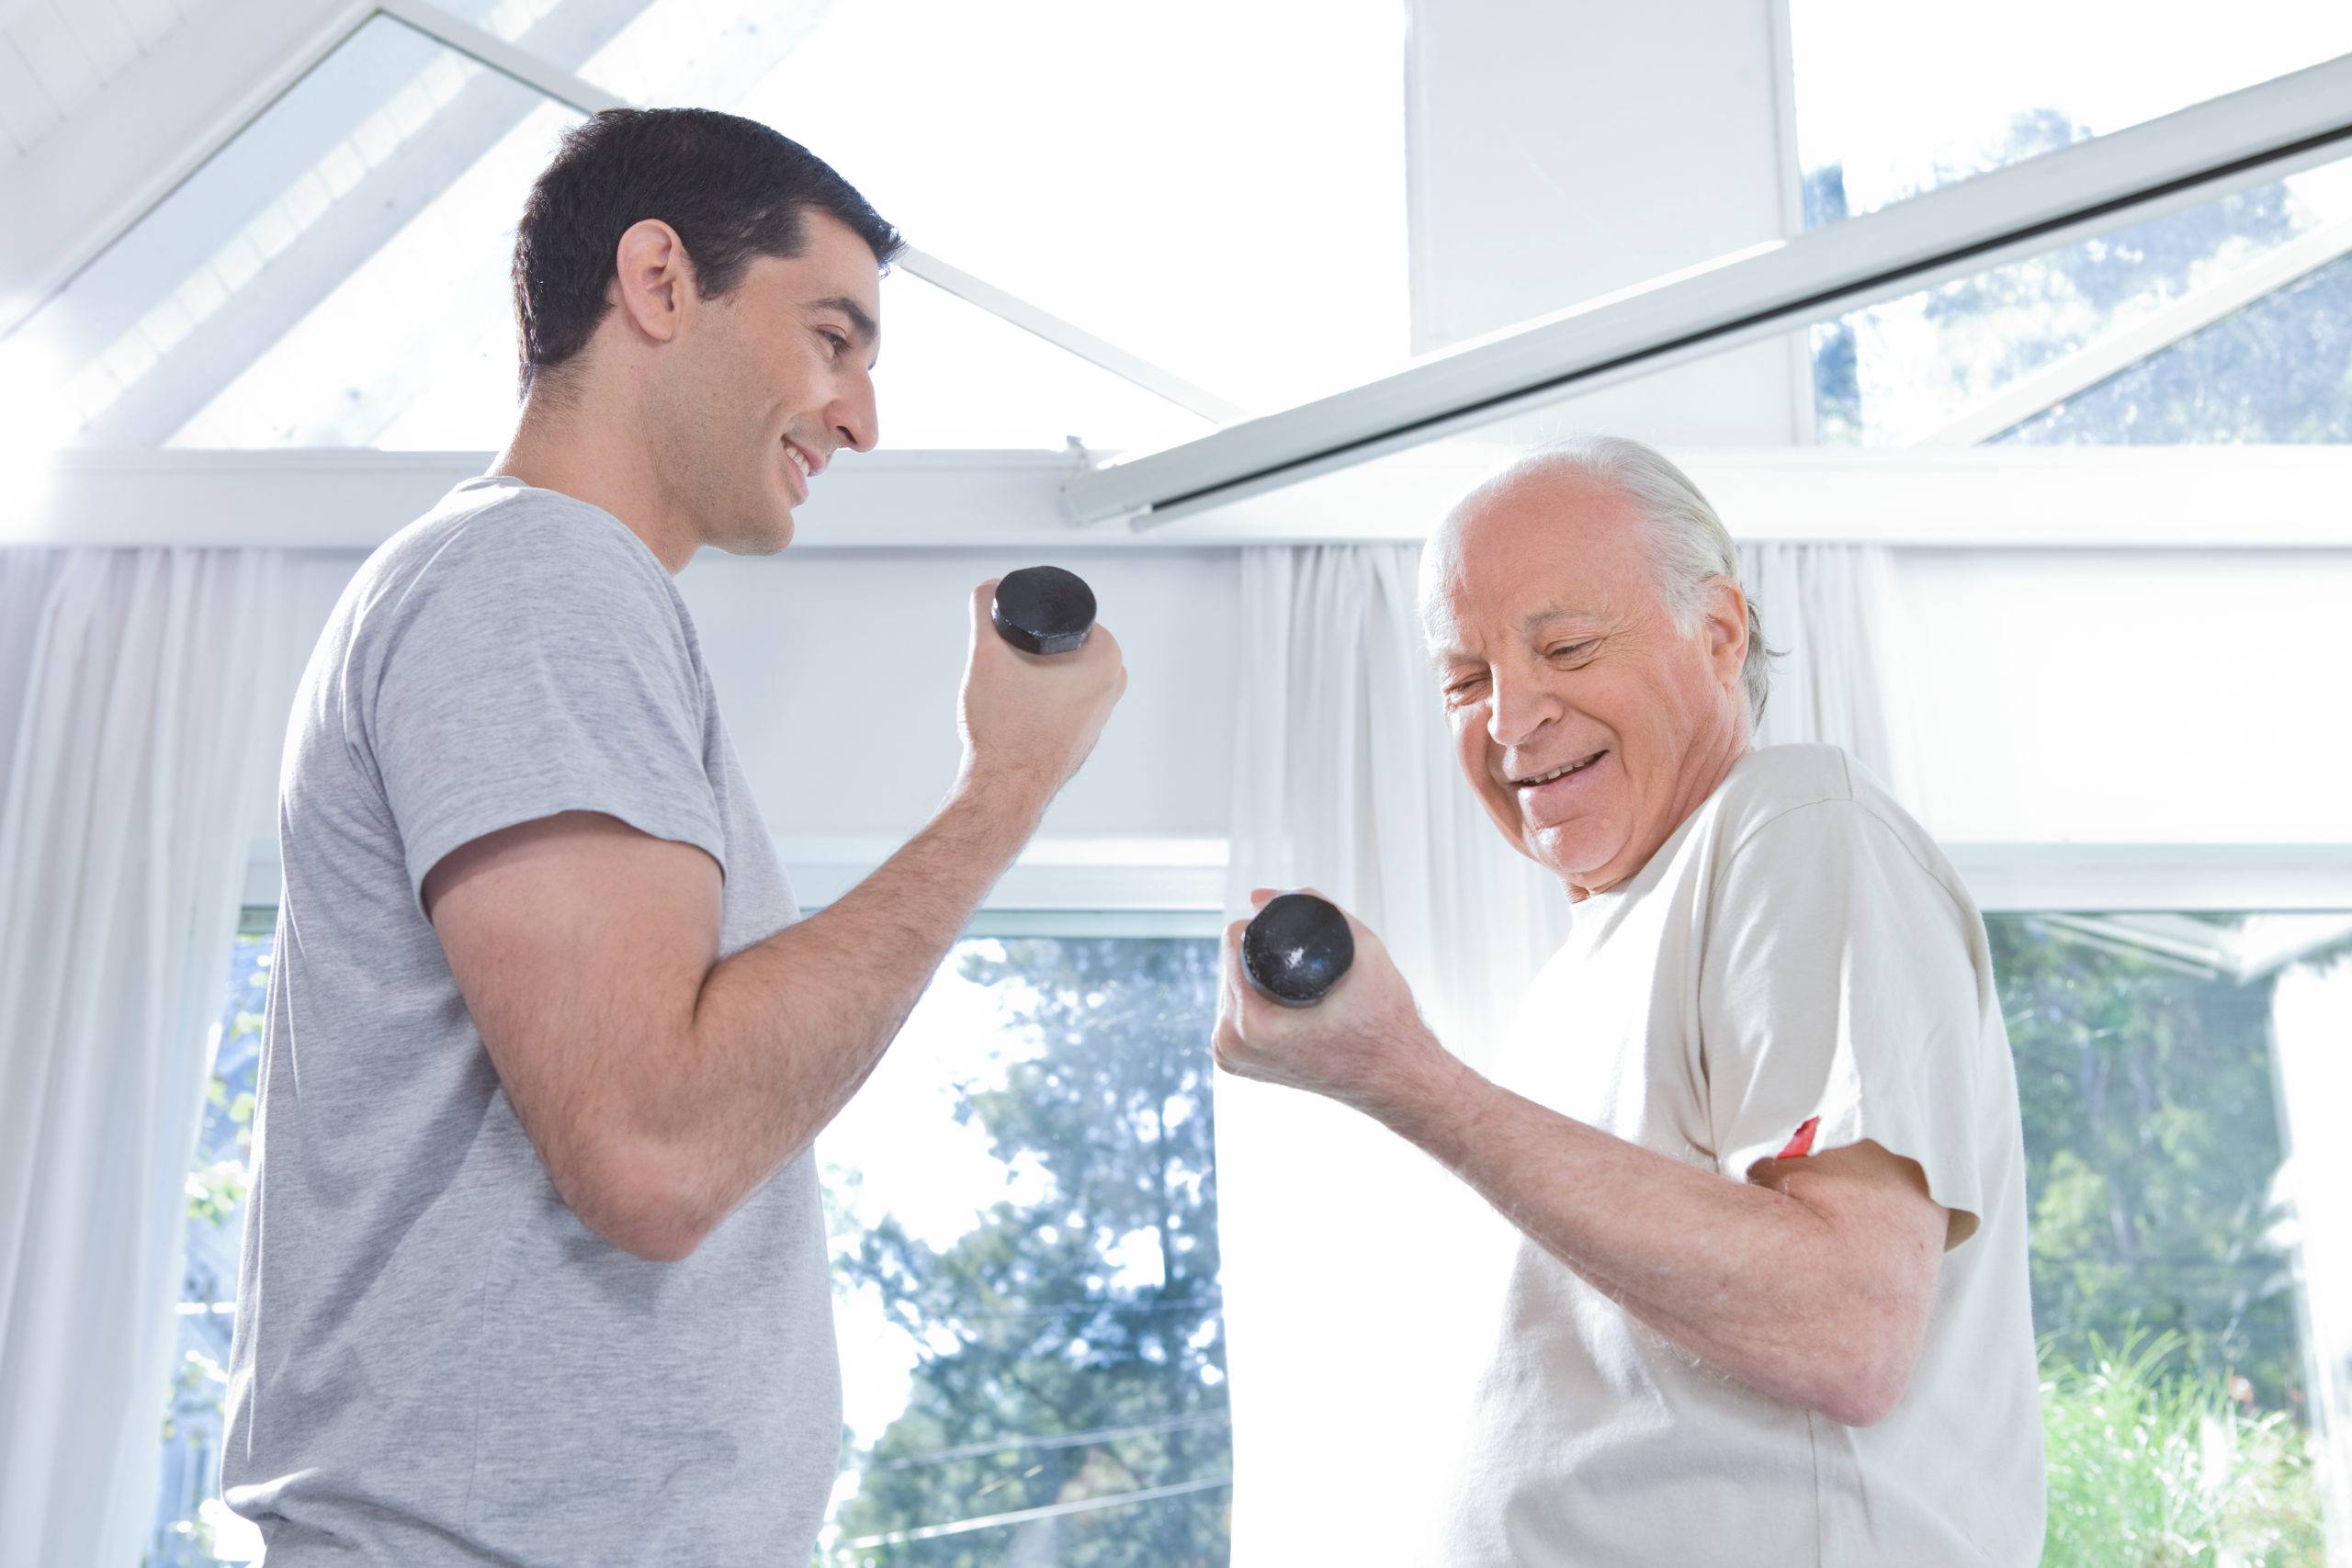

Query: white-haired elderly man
[1213,437,2043,1564]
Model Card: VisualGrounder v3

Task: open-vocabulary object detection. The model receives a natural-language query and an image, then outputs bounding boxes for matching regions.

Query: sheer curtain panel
[0,547,290,1568]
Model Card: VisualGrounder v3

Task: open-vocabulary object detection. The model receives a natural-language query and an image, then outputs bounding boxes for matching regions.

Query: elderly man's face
[1422,471,1749,897]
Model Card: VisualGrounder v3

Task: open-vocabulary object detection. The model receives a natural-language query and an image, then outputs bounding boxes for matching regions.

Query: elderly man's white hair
[1487,435,1778,727]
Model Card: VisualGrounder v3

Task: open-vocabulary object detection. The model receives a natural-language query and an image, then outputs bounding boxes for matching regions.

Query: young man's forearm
[637,767,1046,1244]
[1372,1046,1938,1424]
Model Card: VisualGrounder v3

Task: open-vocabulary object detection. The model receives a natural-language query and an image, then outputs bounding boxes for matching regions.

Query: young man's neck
[492,394,698,574]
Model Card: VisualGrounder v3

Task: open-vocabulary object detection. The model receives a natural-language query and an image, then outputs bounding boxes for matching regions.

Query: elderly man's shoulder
[1713,743,1923,851]
[1710,743,1964,901]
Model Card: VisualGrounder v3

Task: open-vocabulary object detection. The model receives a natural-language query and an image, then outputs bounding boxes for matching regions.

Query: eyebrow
[1520,600,1601,635]
[808,295,880,361]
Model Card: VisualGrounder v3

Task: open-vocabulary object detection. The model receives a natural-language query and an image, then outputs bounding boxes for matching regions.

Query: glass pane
[1994,251,2352,445]
[822,934,1230,1564]
[4,14,565,453]
[865,271,1213,453]
[1791,0,2352,225]
[480,0,1411,417]
[1995,911,2352,1562]
[1808,151,2352,446]
[150,927,269,1567]
[171,96,582,449]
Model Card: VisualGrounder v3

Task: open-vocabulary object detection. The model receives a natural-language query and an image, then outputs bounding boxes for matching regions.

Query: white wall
[673,547,1238,843]
[242,543,1242,897]
[1892,548,2352,845]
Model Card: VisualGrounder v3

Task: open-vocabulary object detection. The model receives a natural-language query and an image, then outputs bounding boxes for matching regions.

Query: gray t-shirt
[224,477,841,1564]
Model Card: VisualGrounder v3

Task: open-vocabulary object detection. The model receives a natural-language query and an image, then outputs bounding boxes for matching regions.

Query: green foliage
[2040,1329,2324,1566]
[1992,916,2301,1407]
[830,938,1230,1567]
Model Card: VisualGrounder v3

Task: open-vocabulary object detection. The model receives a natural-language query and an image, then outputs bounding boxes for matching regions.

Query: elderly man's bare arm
[1213,904,1948,1428]
[1389,1055,1944,1426]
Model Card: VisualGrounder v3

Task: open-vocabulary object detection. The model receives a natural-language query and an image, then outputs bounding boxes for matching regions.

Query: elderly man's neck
[1566,719,1753,901]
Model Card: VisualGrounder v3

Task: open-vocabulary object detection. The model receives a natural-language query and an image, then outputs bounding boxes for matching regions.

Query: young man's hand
[955,577,1127,814]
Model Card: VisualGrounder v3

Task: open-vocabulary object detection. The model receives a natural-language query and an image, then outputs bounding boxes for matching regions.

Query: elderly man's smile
[1510,748,1611,818]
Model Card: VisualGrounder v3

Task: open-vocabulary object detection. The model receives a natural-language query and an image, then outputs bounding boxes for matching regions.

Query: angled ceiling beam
[1914,215,2352,448]
[377,0,625,113]
[1062,50,2352,528]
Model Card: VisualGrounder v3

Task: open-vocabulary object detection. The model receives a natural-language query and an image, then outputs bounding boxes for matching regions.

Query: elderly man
[1213,436,2043,1563]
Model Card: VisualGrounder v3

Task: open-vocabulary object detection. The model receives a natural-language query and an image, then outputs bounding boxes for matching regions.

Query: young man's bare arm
[424,581,1125,1261]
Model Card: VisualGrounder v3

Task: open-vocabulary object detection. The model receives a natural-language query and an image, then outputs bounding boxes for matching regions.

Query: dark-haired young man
[222,108,1125,1564]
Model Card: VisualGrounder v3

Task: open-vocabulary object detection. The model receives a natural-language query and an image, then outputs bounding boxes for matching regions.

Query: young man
[224,108,1125,1564]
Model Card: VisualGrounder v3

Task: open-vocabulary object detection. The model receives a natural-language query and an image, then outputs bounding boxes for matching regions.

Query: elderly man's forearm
[1372,1048,1927,1425]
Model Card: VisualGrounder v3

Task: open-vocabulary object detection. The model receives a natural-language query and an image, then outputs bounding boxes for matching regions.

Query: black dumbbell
[991,566,1096,655]
[1241,892,1355,1007]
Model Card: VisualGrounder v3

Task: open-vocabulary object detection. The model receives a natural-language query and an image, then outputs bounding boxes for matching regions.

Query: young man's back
[225,478,840,1563]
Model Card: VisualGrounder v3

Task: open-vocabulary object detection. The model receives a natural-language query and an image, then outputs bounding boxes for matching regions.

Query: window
[1993,909,2352,1561]
[151,916,270,1566]
[821,926,1230,1564]
[153,914,1229,1566]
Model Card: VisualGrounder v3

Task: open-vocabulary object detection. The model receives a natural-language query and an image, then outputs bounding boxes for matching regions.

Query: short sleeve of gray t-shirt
[368,490,728,911]
[223,478,841,1567]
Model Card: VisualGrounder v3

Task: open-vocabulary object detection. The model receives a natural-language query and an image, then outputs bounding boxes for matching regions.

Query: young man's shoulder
[344,479,682,639]
[375,479,662,583]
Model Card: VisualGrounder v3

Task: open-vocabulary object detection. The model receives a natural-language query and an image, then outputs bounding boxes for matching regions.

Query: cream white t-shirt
[1439,744,2044,1566]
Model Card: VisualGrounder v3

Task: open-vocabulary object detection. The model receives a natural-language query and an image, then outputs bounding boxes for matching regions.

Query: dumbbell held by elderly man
[991,566,1096,655]
[1242,892,1356,1007]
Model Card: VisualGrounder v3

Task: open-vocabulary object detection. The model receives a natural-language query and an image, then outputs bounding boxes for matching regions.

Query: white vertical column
[2272,953,2352,1562]
[1404,0,1810,444]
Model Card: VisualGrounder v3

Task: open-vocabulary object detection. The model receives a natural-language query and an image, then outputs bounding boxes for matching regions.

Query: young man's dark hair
[510,107,904,397]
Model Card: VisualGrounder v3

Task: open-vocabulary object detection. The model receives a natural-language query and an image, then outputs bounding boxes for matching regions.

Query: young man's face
[658,209,883,555]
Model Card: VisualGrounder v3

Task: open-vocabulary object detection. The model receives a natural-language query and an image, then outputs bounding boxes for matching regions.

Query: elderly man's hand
[1211,888,1450,1118]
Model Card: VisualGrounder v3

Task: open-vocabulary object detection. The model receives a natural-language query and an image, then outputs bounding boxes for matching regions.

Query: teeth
[1521,752,1600,786]
[785,444,811,479]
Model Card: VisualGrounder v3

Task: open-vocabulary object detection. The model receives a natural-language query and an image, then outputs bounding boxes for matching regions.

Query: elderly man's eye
[1445,675,1488,703]
[1548,641,1596,660]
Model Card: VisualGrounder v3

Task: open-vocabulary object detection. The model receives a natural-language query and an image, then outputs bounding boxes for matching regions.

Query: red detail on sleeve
[1775,1116,1821,1160]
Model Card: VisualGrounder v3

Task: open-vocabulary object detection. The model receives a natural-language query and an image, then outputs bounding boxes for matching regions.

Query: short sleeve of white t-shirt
[1697,796,1993,1247]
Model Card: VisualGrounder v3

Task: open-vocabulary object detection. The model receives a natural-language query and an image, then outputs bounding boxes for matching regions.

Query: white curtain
[0,547,291,1568]
[1216,538,1907,1565]
[1738,540,1918,813]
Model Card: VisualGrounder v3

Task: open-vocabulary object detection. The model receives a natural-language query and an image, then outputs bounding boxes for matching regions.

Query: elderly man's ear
[1704,578,1748,682]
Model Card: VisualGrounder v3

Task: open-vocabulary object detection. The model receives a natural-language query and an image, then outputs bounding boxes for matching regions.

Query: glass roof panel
[6,13,561,451]
[1806,152,2352,446]
[1789,0,2352,226]
[481,0,1412,417]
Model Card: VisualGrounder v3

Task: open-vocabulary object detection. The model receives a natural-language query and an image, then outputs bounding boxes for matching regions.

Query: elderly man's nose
[1487,676,1553,746]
